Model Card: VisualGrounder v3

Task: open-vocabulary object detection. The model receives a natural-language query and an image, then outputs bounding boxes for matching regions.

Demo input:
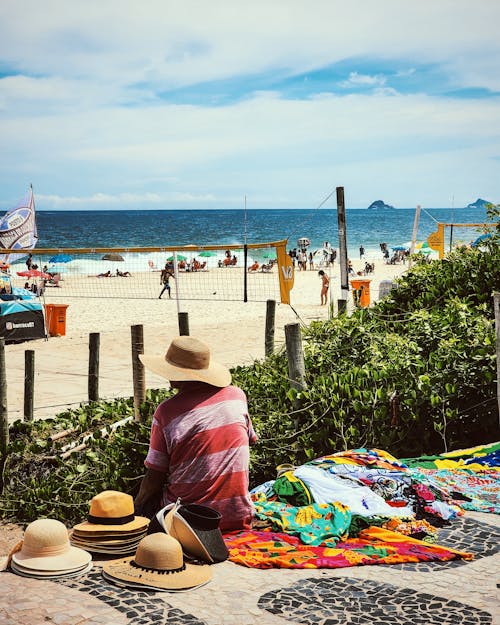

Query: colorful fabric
[252,497,351,547]
[294,465,413,518]
[410,468,500,514]
[273,471,312,507]
[402,442,500,471]
[144,382,257,530]
[224,526,472,569]
[310,448,408,471]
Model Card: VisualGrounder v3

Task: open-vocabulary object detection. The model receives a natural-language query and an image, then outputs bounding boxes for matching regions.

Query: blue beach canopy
[49,253,72,263]
[471,233,492,247]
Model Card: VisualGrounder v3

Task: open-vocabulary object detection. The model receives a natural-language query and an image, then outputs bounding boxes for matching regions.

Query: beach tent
[0,276,45,343]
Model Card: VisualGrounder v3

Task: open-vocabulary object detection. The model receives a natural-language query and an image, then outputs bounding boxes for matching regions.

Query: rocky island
[466,198,491,209]
[367,200,395,209]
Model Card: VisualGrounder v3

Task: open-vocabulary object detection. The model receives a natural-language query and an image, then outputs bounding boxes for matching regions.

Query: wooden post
[285,323,306,392]
[337,299,347,314]
[24,350,35,421]
[265,299,276,357]
[0,338,8,455]
[178,312,190,336]
[243,244,248,302]
[88,333,100,402]
[336,187,349,303]
[494,292,500,427]
[131,324,146,422]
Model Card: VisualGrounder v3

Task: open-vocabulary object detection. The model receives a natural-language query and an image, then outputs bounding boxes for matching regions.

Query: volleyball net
[2,240,295,304]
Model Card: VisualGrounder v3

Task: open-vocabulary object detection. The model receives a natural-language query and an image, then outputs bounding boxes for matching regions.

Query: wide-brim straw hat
[11,519,91,573]
[102,533,212,591]
[73,490,149,533]
[160,501,229,564]
[139,336,231,388]
[11,559,93,579]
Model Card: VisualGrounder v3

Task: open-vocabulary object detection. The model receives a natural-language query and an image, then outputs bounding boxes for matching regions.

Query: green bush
[1,211,499,522]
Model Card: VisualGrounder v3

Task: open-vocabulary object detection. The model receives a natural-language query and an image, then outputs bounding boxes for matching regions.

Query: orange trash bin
[350,278,371,308]
[45,303,69,337]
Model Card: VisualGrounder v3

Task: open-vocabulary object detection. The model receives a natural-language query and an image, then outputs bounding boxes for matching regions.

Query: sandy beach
[4,257,407,423]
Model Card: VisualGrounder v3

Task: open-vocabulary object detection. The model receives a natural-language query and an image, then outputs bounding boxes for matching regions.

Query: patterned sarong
[224,526,472,569]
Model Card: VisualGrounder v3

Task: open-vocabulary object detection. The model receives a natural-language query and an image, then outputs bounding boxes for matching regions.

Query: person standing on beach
[26,253,33,270]
[318,270,329,305]
[359,245,365,259]
[134,336,257,531]
[159,263,175,299]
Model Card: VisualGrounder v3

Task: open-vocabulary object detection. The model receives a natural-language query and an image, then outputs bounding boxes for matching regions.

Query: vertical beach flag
[0,186,38,264]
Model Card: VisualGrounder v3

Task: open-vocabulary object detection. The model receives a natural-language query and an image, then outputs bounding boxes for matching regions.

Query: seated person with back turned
[134,336,257,531]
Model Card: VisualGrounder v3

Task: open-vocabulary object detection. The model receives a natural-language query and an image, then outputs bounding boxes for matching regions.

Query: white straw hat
[12,519,91,573]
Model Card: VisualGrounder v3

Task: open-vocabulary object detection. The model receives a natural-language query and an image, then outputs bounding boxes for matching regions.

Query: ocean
[33,207,489,260]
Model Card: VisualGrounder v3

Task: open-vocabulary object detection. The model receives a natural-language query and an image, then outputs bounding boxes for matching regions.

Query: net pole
[173,251,181,316]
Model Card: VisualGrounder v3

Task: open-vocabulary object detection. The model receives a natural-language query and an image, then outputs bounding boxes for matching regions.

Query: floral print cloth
[224,526,472,569]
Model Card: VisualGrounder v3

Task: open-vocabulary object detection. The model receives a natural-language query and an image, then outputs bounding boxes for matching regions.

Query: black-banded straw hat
[139,336,231,388]
[102,533,212,591]
[73,490,149,533]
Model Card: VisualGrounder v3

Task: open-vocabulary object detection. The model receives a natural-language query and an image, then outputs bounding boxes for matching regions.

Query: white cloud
[0,0,499,208]
[339,72,387,88]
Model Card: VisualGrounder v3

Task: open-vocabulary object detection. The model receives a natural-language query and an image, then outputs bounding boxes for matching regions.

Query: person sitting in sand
[248,261,259,272]
[318,270,330,305]
[178,260,186,270]
[231,255,237,266]
[116,269,132,277]
[134,336,257,531]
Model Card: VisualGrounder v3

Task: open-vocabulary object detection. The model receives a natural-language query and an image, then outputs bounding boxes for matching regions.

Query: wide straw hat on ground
[102,533,212,592]
[11,519,91,574]
[139,336,231,388]
[159,501,229,564]
[73,491,149,533]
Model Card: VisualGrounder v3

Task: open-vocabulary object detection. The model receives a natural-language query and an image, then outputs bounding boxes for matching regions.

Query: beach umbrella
[199,251,216,257]
[167,254,187,262]
[415,241,430,250]
[392,246,407,251]
[17,269,51,279]
[471,233,491,247]
[102,253,124,261]
[48,253,72,263]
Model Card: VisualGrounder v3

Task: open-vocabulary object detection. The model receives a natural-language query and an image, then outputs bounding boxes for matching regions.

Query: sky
[0,0,499,211]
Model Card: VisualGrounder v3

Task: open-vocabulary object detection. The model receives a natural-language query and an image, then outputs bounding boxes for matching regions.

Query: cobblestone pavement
[0,511,498,625]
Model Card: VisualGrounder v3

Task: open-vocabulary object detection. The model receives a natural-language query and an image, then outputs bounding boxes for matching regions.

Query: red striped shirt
[145,383,257,531]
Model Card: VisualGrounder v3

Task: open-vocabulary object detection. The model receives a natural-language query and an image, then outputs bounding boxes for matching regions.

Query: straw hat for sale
[71,491,149,555]
[139,336,231,388]
[73,491,149,533]
[10,519,91,578]
[158,501,228,564]
[102,533,212,592]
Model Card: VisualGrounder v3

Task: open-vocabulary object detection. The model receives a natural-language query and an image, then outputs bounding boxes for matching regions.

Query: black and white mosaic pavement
[56,568,208,625]
[381,516,500,571]
[259,577,493,625]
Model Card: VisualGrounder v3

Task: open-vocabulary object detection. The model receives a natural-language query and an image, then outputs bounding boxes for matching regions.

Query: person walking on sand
[318,270,329,305]
[134,336,257,531]
[159,263,175,299]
